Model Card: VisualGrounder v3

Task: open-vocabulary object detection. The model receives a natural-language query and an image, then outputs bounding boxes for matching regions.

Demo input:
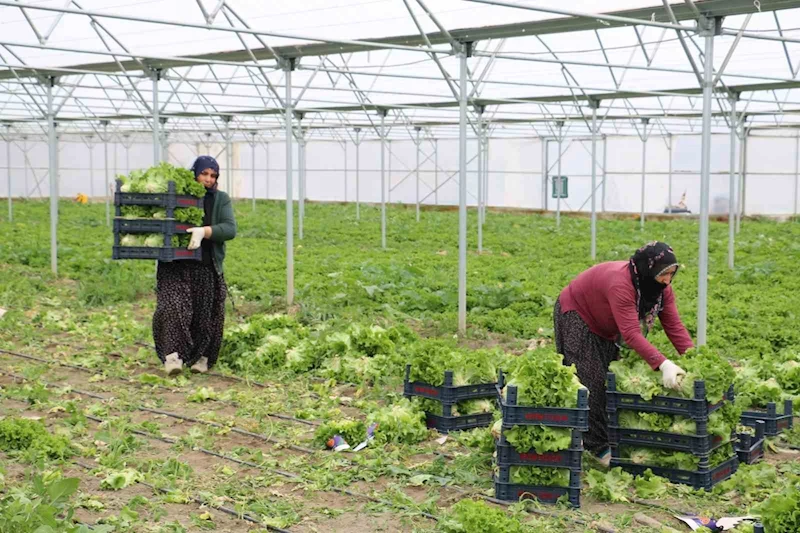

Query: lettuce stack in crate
[734,349,798,437]
[113,163,206,262]
[404,341,502,433]
[493,348,589,507]
[606,347,741,490]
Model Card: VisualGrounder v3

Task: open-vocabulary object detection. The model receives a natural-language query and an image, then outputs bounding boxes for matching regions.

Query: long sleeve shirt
[558,261,694,369]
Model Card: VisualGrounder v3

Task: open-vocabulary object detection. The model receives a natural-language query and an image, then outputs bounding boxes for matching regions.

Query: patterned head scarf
[628,241,679,332]
[190,155,220,191]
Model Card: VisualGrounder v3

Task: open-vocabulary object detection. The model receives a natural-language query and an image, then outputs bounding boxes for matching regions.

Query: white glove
[659,359,686,390]
[186,227,205,250]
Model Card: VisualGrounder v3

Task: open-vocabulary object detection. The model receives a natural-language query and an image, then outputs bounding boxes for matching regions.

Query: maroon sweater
[558,261,694,369]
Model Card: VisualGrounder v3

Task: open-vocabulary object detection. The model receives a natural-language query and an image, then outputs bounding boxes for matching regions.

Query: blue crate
[609,455,738,491]
[403,365,496,405]
[496,370,589,430]
[495,429,583,469]
[114,179,204,214]
[606,372,733,420]
[736,421,765,465]
[741,400,793,437]
[112,246,201,262]
[425,412,493,433]
[607,425,733,456]
[493,466,580,507]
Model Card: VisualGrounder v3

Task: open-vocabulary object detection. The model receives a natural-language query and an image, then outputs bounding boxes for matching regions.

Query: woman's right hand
[659,359,686,389]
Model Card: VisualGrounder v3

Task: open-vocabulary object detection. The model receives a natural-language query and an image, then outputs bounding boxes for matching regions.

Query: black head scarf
[190,155,220,193]
[628,241,679,332]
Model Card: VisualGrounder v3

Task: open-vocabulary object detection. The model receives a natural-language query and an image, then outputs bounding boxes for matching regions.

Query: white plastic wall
[1,133,799,216]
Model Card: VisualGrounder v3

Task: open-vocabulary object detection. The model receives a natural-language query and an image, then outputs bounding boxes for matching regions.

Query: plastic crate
[741,400,794,437]
[112,246,202,261]
[609,455,738,491]
[606,373,734,420]
[754,523,764,533]
[403,365,496,405]
[496,370,589,430]
[607,425,732,456]
[495,429,583,469]
[114,179,204,217]
[493,466,580,507]
[113,218,195,235]
[736,421,765,465]
[425,412,493,434]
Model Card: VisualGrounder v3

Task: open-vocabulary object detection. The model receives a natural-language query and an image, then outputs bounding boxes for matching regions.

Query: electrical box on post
[551,176,568,199]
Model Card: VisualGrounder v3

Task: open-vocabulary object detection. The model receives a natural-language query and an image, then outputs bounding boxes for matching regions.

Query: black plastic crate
[741,400,794,437]
[114,179,204,218]
[403,365,496,405]
[496,370,589,430]
[609,455,738,491]
[425,412,493,433]
[112,246,202,262]
[493,467,580,507]
[607,425,732,456]
[495,429,583,469]
[114,218,195,235]
[754,523,764,533]
[736,421,765,465]
[606,373,734,420]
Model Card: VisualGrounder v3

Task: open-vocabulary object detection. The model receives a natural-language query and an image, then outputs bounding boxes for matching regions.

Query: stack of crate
[741,400,793,437]
[606,372,739,490]
[403,365,496,433]
[112,179,204,262]
[493,370,589,507]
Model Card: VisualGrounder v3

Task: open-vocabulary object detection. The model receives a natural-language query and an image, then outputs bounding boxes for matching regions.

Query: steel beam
[556,122,564,229]
[380,109,388,249]
[298,130,305,240]
[434,139,438,205]
[640,118,650,230]
[151,69,160,165]
[667,134,673,214]
[697,16,717,347]
[795,132,799,216]
[415,126,421,222]
[354,127,361,220]
[458,46,468,335]
[590,100,599,260]
[250,132,256,211]
[284,60,294,307]
[47,77,58,275]
[103,120,109,226]
[4,126,10,221]
[728,97,738,269]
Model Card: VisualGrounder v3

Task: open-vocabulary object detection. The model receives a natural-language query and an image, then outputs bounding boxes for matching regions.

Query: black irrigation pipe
[69,460,292,532]
[0,347,319,428]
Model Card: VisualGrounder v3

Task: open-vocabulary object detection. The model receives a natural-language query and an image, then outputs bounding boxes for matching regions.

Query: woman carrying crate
[154,155,237,375]
[553,241,694,465]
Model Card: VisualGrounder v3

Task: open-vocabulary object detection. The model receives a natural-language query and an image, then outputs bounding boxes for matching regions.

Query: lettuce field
[1,198,800,532]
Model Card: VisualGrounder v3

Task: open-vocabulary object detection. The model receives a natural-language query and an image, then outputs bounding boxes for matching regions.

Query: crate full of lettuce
[112,163,206,261]
[492,348,588,507]
[404,341,502,433]
[606,347,740,490]
[734,349,798,436]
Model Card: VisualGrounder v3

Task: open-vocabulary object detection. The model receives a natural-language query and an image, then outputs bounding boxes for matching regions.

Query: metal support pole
[250,132,257,211]
[5,127,10,222]
[354,128,361,220]
[602,135,607,213]
[162,128,169,164]
[556,121,564,229]
[224,117,233,195]
[667,134,673,214]
[284,59,295,307]
[103,121,109,226]
[22,137,28,199]
[697,16,718,347]
[477,121,483,253]
[795,131,799,216]
[387,139,392,204]
[728,97,738,269]
[434,139,439,205]
[151,69,161,165]
[483,134,489,224]
[343,140,347,203]
[640,118,650,230]
[47,77,58,275]
[458,44,470,335]
[590,101,599,260]
[415,126,421,222]
[542,139,548,210]
[124,135,130,174]
[87,137,94,202]
[298,131,305,240]
[265,142,270,200]
[737,129,747,232]
[379,110,388,249]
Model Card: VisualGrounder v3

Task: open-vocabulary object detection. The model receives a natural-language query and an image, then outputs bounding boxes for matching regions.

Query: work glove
[186,227,205,250]
[659,359,686,390]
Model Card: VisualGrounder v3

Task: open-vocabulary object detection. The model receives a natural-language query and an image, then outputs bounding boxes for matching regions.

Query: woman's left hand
[187,227,206,250]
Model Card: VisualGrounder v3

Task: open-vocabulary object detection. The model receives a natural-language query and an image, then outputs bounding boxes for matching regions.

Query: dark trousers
[553,298,619,454]
[153,262,227,368]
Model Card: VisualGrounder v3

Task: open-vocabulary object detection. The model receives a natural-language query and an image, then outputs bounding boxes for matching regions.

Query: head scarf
[190,155,220,192]
[629,241,679,332]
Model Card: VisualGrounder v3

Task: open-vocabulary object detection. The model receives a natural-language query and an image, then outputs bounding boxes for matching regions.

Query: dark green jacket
[209,190,236,275]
